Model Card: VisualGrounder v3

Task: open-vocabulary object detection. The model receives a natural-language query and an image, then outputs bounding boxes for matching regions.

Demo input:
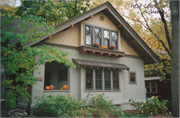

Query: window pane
[151,81,156,86]
[95,70,102,90]
[86,69,93,90]
[146,87,150,93]
[113,71,119,90]
[104,39,109,48]
[151,87,156,92]
[95,37,101,46]
[145,81,150,87]
[104,70,111,90]
[95,28,101,45]
[86,25,92,45]
[130,73,136,83]
[112,40,117,49]
[112,32,117,40]
[104,30,109,39]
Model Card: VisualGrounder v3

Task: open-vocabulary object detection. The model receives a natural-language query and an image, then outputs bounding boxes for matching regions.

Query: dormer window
[103,30,110,48]
[85,23,118,50]
[95,28,101,46]
[112,31,118,49]
[85,25,93,45]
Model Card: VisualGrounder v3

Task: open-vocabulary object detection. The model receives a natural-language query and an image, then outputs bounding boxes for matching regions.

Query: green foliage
[33,94,85,117]
[1,12,76,109]
[129,96,169,115]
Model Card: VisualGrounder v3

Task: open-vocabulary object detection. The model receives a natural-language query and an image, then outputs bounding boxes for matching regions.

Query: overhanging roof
[73,59,130,71]
[25,1,160,65]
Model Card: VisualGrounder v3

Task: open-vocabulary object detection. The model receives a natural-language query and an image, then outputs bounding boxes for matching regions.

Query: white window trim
[129,71,137,84]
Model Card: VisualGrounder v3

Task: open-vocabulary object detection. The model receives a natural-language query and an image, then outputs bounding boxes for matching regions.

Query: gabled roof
[25,1,160,64]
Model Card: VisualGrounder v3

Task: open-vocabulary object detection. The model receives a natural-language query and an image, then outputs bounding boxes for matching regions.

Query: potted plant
[109,45,115,50]
[92,43,100,48]
[101,46,107,49]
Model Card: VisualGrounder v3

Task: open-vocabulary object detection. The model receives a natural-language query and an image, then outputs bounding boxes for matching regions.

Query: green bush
[129,96,169,115]
[32,94,85,117]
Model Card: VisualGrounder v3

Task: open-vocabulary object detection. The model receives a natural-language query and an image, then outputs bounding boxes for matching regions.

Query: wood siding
[45,23,80,47]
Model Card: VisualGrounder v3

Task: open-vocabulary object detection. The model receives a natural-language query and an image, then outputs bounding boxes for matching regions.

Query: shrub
[129,96,169,115]
[32,94,85,117]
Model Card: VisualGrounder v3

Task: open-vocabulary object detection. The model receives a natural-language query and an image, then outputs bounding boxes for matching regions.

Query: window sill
[44,90,70,92]
[84,90,121,92]
[129,82,137,84]
[78,45,125,58]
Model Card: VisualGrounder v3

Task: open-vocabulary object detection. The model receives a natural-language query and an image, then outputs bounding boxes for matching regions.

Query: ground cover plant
[129,96,170,115]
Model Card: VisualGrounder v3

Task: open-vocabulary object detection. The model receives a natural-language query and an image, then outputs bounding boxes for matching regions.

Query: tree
[0,3,18,17]
[1,12,76,116]
[170,1,179,117]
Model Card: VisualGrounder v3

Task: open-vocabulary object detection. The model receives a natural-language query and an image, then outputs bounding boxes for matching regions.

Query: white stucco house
[19,1,160,110]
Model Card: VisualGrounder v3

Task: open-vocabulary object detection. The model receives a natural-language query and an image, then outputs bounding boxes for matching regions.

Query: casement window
[85,68,120,91]
[103,30,110,48]
[44,61,69,90]
[129,72,137,84]
[85,25,93,45]
[85,24,118,50]
[145,81,157,93]
[95,28,101,46]
[113,70,119,90]
[111,31,118,49]
[86,69,93,90]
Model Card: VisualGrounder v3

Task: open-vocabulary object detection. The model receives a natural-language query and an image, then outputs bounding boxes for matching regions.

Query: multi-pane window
[112,32,118,49]
[85,24,118,49]
[95,28,101,46]
[86,69,93,90]
[145,81,157,93]
[113,70,119,90]
[103,30,110,48]
[85,69,120,91]
[129,72,136,83]
[104,70,111,90]
[85,25,93,45]
[95,69,102,90]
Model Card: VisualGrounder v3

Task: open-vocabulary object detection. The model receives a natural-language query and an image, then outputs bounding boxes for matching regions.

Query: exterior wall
[29,44,146,110]
[45,23,80,47]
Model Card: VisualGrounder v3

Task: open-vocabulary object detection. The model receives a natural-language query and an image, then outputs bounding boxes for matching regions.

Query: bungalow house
[18,1,160,110]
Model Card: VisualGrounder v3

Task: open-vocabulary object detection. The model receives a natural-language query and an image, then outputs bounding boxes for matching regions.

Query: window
[95,69,102,90]
[95,28,101,46]
[113,70,119,90]
[44,61,69,90]
[104,70,111,90]
[85,24,118,49]
[103,30,110,48]
[145,81,157,93]
[85,25,93,45]
[129,72,136,84]
[86,69,93,90]
[112,32,118,49]
[85,69,120,91]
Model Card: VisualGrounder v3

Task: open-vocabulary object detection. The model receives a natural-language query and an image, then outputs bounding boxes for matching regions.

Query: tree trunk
[170,1,179,117]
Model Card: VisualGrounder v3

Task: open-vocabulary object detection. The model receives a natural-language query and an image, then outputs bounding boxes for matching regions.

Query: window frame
[145,80,158,93]
[85,25,93,45]
[84,68,121,92]
[84,23,119,50]
[129,71,137,84]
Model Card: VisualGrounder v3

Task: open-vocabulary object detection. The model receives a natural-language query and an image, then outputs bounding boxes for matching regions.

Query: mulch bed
[121,110,172,117]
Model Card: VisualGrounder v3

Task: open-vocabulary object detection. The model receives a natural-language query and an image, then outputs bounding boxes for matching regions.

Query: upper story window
[103,30,110,48]
[85,24,118,50]
[95,28,101,46]
[85,25,93,45]
[112,32,118,49]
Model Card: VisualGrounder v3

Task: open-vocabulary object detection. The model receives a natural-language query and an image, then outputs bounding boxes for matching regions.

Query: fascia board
[107,3,160,64]
[25,3,108,47]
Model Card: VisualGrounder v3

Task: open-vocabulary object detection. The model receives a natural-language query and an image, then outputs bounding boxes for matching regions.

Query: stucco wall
[30,44,146,110]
